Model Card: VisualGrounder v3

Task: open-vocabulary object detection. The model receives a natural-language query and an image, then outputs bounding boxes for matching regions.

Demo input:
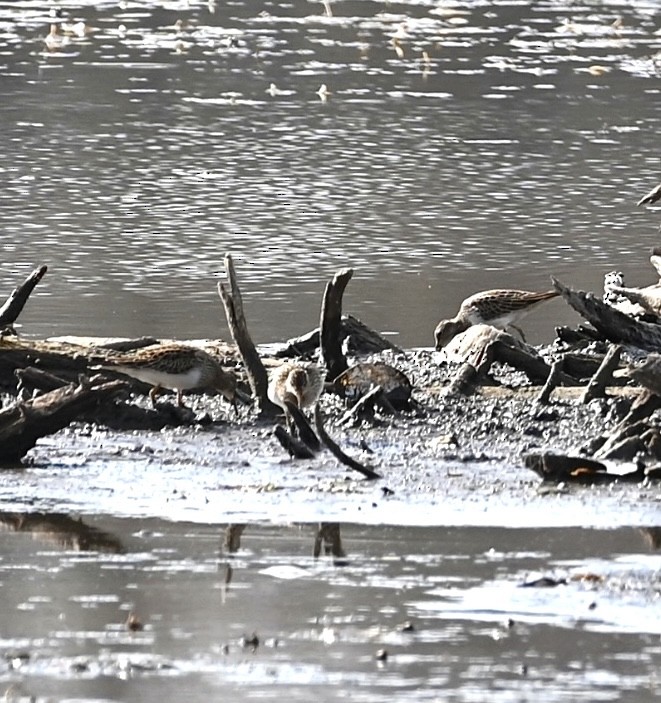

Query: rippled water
[1,0,661,346]
[1,515,660,702]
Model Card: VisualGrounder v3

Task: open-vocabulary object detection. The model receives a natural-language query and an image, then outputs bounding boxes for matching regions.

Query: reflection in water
[0,511,124,553]
[313,522,345,561]
[0,1,660,347]
[0,518,660,701]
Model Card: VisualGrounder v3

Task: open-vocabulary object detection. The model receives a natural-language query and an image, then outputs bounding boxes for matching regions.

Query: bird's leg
[509,324,527,342]
[149,385,163,407]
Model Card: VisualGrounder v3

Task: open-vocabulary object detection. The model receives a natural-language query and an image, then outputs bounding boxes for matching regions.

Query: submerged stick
[313,404,381,480]
[217,254,279,417]
[0,265,48,328]
[319,268,352,382]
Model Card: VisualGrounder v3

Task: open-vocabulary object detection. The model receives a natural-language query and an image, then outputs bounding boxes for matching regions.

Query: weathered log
[319,268,352,381]
[275,313,402,358]
[552,276,661,351]
[0,377,127,464]
[313,404,381,480]
[217,254,279,418]
[0,265,47,328]
[580,344,622,404]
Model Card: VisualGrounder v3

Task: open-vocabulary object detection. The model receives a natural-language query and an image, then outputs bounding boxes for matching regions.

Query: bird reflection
[0,512,124,553]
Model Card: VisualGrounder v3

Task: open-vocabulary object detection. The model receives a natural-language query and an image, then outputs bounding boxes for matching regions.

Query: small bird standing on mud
[96,343,240,409]
[267,362,325,411]
[434,288,560,350]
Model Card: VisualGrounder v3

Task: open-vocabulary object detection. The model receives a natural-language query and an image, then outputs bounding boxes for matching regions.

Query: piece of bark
[521,452,644,484]
[313,404,381,480]
[319,269,352,381]
[552,276,661,350]
[0,378,126,464]
[217,254,279,418]
[0,265,47,328]
[580,344,622,404]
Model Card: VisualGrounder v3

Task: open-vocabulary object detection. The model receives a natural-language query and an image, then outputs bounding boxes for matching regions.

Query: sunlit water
[1,0,661,346]
[0,516,660,702]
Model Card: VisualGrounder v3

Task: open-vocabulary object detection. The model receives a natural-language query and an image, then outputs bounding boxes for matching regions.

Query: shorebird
[637,182,661,207]
[96,343,240,409]
[434,288,560,350]
[267,362,325,411]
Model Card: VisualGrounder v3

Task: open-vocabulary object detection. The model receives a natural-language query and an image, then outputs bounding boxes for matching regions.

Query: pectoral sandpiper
[434,288,560,350]
[267,362,325,411]
[97,343,240,409]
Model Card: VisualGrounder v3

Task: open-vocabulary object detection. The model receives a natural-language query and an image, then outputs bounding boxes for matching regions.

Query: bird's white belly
[118,366,203,390]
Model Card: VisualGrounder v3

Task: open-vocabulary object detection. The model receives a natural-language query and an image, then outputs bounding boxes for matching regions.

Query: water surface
[1,0,661,346]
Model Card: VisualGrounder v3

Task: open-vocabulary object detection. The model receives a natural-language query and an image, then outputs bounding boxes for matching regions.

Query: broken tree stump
[0,377,127,465]
[319,268,352,381]
[0,265,47,328]
[217,254,279,418]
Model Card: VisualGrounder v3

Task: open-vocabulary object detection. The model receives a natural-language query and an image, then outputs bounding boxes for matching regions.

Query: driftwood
[444,327,572,396]
[0,265,47,328]
[313,404,381,480]
[0,377,127,464]
[274,314,402,358]
[552,276,661,351]
[580,344,622,404]
[523,452,644,484]
[217,254,279,418]
[319,268,352,381]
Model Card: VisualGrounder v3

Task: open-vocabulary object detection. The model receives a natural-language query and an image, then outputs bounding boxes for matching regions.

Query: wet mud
[1,345,658,528]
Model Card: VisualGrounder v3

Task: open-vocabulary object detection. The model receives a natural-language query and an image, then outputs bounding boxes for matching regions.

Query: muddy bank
[0,340,659,528]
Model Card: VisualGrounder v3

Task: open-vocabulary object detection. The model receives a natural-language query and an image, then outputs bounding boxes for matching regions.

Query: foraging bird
[434,288,560,350]
[637,183,661,207]
[267,362,325,411]
[95,343,240,409]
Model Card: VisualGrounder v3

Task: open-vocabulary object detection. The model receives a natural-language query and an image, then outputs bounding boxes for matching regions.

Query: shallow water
[1,0,661,346]
[0,515,660,702]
